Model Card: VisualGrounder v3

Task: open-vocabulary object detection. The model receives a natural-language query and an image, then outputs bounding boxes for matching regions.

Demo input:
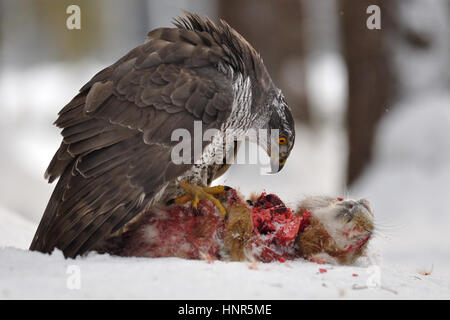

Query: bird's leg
[168,181,229,217]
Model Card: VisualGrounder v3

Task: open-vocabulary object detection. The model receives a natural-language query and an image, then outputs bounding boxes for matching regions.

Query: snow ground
[1,245,449,300]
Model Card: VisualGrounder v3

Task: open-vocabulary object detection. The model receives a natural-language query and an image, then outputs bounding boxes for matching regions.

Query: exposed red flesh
[117,189,369,264]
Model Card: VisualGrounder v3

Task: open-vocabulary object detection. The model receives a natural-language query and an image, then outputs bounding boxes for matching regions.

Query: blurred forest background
[0,0,449,268]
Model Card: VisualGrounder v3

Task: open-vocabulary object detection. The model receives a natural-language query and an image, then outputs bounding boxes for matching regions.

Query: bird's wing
[30,28,235,258]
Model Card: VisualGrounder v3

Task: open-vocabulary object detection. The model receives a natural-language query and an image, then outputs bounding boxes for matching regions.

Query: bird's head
[263,90,295,173]
[174,11,296,173]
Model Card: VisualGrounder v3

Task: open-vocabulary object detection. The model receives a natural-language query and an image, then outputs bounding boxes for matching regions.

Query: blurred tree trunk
[218,0,310,123]
[340,0,395,185]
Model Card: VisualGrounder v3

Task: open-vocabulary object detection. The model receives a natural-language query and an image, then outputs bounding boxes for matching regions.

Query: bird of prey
[29,12,295,258]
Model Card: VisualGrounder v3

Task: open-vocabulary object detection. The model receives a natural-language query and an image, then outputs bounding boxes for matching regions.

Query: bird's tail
[29,161,72,253]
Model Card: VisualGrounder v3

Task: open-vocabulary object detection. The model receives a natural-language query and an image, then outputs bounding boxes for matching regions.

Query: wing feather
[30,25,236,258]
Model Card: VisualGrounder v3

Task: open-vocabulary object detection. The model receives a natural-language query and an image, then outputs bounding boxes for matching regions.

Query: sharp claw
[192,207,203,216]
[224,186,231,191]
[166,199,175,205]
[192,202,198,215]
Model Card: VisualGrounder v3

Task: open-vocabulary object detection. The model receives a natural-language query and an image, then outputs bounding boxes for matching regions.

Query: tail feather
[29,163,73,252]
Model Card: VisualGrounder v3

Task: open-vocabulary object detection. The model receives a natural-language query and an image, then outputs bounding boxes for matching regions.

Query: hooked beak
[269,154,285,174]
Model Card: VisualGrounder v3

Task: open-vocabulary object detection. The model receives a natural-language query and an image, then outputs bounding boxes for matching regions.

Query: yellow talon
[169,181,229,217]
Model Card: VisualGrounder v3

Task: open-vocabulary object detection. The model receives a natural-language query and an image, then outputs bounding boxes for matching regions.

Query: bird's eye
[278,137,287,145]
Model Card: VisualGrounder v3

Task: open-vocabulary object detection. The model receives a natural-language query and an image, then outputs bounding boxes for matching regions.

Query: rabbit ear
[296,196,336,215]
